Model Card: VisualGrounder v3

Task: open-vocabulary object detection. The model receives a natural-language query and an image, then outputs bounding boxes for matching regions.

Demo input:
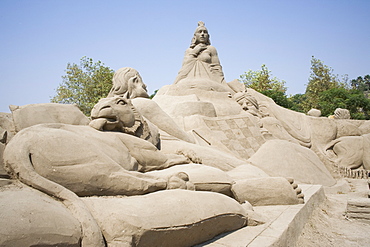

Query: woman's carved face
[195,27,209,44]
[128,74,149,99]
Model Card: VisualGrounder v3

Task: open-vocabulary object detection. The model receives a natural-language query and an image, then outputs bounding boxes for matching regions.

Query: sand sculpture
[174,21,225,85]
[1,21,370,246]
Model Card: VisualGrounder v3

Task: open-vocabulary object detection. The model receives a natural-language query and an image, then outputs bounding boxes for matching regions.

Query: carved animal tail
[3,135,106,247]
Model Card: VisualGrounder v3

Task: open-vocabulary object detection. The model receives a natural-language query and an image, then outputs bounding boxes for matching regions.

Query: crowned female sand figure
[172,21,231,92]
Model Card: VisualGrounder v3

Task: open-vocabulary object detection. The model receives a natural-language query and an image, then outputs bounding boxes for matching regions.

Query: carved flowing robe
[174,46,226,86]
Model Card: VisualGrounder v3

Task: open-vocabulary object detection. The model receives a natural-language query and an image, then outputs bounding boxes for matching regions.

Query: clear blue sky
[1,0,369,113]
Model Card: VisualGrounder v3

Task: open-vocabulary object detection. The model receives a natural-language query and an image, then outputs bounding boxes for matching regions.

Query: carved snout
[89,96,136,131]
[91,105,115,120]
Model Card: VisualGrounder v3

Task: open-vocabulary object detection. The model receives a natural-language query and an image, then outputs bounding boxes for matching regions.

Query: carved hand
[191,44,207,56]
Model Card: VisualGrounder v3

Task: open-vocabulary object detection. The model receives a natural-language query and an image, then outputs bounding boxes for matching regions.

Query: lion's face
[90,96,136,131]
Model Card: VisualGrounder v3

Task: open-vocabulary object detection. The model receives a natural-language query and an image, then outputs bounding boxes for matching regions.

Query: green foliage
[239,58,369,120]
[301,57,369,119]
[149,89,158,99]
[51,56,114,115]
[240,64,287,93]
[303,56,346,112]
[318,88,370,119]
[240,64,294,109]
[318,88,350,116]
[288,94,306,113]
[260,90,292,109]
[350,75,370,95]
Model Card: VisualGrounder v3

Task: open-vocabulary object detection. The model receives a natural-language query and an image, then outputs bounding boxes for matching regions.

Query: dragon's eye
[117,99,126,105]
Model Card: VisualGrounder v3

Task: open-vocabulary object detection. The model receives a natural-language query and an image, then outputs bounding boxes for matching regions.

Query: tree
[317,88,349,117]
[51,57,114,115]
[260,90,292,109]
[346,90,370,120]
[350,75,370,97]
[240,64,292,108]
[318,88,370,119]
[288,93,306,113]
[303,56,346,112]
[240,64,287,93]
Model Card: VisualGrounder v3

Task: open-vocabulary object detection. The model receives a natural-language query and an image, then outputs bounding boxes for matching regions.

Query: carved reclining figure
[2,95,305,246]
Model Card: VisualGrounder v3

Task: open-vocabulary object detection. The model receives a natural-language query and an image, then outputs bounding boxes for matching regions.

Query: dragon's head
[90,96,136,132]
[89,96,158,146]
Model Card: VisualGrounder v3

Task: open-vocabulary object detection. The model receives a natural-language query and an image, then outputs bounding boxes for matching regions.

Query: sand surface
[296,179,370,247]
